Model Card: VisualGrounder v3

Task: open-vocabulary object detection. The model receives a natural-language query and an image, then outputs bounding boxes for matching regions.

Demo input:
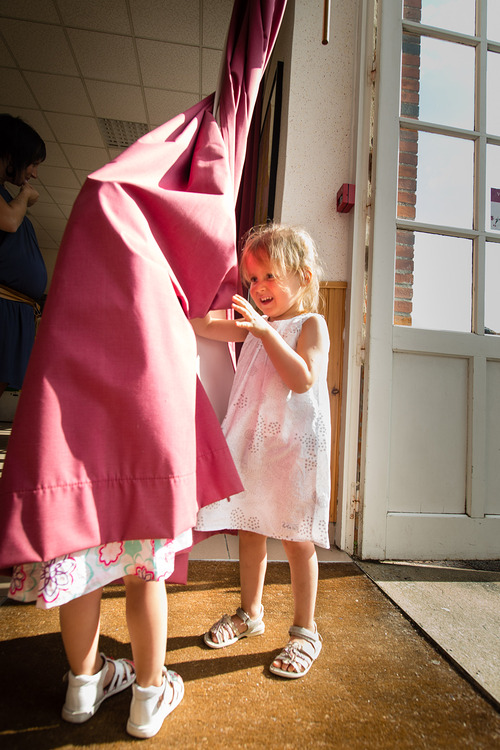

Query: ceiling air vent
[98,118,149,148]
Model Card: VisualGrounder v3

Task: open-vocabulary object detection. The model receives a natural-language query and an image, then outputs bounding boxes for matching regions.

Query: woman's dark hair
[0,113,46,182]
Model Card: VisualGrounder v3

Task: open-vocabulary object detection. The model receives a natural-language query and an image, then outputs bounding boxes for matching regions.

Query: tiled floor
[0,527,347,605]
[190,527,349,562]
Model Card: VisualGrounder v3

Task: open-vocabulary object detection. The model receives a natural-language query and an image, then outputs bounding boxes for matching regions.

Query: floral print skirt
[8,529,193,609]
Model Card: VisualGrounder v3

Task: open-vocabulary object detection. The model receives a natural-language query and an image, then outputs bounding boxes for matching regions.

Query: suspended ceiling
[0,0,234,283]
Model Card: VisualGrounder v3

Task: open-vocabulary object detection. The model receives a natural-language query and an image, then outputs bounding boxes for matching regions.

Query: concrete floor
[357,559,500,709]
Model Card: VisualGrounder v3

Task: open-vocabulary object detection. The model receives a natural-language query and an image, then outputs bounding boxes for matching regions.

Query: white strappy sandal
[62,652,136,723]
[203,606,265,648]
[127,667,184,739]
[269,624,322,678]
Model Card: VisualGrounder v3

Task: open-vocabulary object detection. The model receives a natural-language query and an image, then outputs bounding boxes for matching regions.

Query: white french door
[357,0,500,559]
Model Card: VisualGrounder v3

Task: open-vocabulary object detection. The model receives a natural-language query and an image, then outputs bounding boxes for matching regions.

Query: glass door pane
[398,130,474,228]
[401,34,474,130]
[488,0,500,42]
[404,0,475,36]
[487,143,500,231]
[485,242,500,334]
[419,36,474,130]
[487,51,500,136]
[412,232,472,332]
[394,230,472,332]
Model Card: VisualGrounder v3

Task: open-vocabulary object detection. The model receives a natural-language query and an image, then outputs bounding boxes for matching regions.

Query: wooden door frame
[320,282,347,523]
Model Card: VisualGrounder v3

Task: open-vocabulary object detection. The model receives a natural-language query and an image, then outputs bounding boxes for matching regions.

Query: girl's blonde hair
[240,223,323,313]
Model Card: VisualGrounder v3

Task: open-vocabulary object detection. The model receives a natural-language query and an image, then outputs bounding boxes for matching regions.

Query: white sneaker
[126,667,184,739]
[62,653,136,723]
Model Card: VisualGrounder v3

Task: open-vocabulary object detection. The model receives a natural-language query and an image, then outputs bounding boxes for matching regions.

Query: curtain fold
[0,0,287,575]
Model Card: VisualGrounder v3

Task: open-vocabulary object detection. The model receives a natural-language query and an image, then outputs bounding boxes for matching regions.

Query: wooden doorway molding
[320,281,347,522]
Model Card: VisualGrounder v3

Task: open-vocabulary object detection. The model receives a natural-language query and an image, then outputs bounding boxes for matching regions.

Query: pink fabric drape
[0,0,287,576]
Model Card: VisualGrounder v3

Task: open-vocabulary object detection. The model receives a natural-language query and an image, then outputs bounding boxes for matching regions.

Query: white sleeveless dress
[195,313,331,548]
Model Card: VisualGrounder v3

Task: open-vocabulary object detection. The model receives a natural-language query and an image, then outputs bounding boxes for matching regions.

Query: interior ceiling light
[98,118,149,148]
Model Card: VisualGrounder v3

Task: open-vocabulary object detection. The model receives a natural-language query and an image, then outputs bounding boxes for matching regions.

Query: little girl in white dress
[193,223,331,678]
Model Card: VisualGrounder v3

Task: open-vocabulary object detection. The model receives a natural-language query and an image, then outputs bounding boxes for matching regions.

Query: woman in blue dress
[0,113,47,398]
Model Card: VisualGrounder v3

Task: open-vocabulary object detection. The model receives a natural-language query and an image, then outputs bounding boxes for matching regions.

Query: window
[394,0,500,335]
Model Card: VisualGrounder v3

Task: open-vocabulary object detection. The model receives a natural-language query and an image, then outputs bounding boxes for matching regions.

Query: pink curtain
[0,0,287,577]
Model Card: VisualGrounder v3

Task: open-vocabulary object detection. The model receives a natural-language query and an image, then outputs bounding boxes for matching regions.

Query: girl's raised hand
[232,294,270,339]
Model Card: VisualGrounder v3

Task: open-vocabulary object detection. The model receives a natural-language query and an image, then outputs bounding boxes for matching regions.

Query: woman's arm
[0,182,39,233]
[232,295,328,393]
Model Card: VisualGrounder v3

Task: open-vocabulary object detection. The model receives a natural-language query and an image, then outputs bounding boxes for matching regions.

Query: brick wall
[394,0,422,325]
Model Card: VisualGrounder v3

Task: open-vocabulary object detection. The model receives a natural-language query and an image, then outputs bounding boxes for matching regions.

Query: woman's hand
[0,182,39,233]
[19,181,39,207]
[232,294,271,339]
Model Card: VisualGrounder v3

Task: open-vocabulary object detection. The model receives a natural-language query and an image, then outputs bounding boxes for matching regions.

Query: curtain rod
[322,0,331,45]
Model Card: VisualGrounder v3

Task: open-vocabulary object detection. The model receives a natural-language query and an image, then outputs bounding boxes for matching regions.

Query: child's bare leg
[206,530,267,643]
[273,540,318,673]
[60,588,104,677]
[124,576,167,688]
[60,586,135,724]
[237,530,267,625]
[284,539,318,630]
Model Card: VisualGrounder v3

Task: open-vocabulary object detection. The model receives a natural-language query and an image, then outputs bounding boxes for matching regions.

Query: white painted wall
[277,0,359,282]
[198,0,361,427]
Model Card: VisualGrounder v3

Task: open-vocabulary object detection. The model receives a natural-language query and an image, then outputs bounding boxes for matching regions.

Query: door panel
[486,360,500,514]
[389,353,468,514]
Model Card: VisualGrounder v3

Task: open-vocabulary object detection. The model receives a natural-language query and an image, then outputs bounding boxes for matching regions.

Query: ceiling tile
[74,170,92,185]
[40,166,80,189]
[36,215,67,241]
[42,247,60,265]
[144,88,198,127]
[44,186,80,206]
[44,112,103,147]
[60,144,109,172]
[137,39,199,92]
[130,0,199,44]
[28,201,67,219]
[58,204,75,219]
[107,148,127,161]
[0,37,16,67]
[43,142,71,169]
[3,0,60,24]
[67,29,140,84]
[202,48,223,97]
[203,0,234,48]
[24,72,93,116]
[1,20,79,75]
[0,67,38,108]
[86,79,147,122]
[57,0,132,34]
